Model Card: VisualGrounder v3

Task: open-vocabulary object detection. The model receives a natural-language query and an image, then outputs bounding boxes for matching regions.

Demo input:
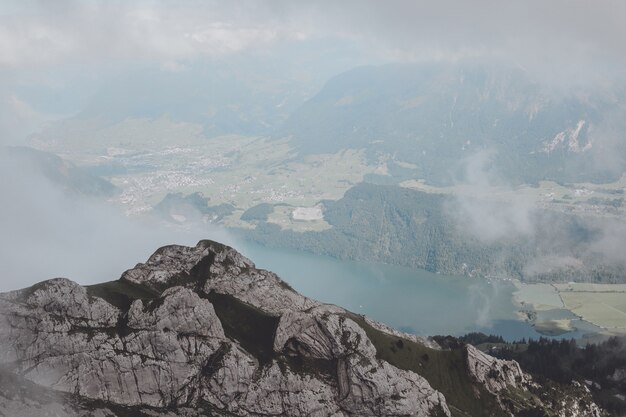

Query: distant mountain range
[279,62,626,184]
[34,61,626,188]
[72,41,372,138]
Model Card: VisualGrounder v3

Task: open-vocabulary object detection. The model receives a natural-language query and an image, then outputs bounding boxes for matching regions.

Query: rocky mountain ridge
[280,62,626,185]
[0,240,602,416]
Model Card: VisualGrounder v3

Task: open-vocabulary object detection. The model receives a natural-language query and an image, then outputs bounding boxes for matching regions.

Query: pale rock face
[204,265,319,314]
[199,343,258,410]
[18,277,119,327]
[0,240,604,417]
[338,354,450,417]
[127,286,224,337]
[121,242,214,289]
[238,362,340,417]
[0,277,226,408]
[465,344,526,393]
[273,310,448,416]
[124,240,318,314]
[274,312,376,359]
[274,310,336,358]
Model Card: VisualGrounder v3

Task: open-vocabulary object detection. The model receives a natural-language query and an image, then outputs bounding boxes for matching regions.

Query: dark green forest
[239,183,626,283]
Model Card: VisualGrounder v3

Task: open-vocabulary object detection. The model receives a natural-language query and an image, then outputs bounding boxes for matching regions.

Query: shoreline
[511,279,626,340]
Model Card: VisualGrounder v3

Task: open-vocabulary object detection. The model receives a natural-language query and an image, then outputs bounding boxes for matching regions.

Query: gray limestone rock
[0,240,604,417]
[465,344,526,394]
[274,311,376,359]
[338,354,451,417]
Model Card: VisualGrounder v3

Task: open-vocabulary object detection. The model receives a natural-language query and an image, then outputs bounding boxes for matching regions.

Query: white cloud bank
[1,0,625,79]
[0,148,236,291]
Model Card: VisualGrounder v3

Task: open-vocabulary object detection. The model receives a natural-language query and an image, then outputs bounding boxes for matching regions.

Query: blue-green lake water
[236,242,603,342]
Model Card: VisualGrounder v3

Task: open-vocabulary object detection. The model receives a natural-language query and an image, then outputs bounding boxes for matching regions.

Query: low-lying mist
[0,148,235,292]
[449,150,626,281]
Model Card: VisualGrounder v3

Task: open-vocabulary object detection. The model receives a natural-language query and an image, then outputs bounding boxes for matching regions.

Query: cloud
[448,150,536,243]
[0,0,623,145]
[1,0,625,82]
[587,220,626,267]
[0,82,47,145]
[587,110,626,178]
[469,281,493,327]
[448,149,626,280]
[0,148,236,291]
[312,0,626,78]
[0,1,307,69]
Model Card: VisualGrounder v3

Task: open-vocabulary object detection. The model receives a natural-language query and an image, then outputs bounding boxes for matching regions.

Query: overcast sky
[1,1,625,70]
[0,0,624,144]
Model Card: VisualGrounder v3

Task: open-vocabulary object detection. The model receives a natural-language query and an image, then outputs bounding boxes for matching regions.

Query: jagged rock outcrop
[274,310,376,359]
[337,355,449,417]
[465,345,527,394]
[0,240,603,417]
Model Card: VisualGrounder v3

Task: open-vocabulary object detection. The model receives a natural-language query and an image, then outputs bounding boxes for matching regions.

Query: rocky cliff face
[0,240,602,417]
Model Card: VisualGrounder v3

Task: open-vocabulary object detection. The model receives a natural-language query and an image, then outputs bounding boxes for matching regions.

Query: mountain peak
[0,241,601,417]
[121,240,253,291]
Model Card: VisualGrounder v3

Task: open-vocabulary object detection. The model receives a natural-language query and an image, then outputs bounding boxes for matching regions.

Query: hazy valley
[2,2,626,415]
[9,61,624,345]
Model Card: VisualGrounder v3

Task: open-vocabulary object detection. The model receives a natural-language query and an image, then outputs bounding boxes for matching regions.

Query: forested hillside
[279,62,626,185]
[240,183,626,283]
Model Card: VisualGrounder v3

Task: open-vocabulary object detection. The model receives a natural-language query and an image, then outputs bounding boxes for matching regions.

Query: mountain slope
[279,62,626,185]
[0,240,600,416]
[241,182,626,283]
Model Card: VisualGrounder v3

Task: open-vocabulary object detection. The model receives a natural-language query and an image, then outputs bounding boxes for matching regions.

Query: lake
[236,242,603,342]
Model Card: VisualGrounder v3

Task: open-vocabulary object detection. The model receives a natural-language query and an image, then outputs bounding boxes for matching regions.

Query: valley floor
[514,281,626,339]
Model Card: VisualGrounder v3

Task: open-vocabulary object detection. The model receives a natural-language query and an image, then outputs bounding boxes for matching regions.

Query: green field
[556,284,626,331]
[513,282,626,334]
[34,117,377,225]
